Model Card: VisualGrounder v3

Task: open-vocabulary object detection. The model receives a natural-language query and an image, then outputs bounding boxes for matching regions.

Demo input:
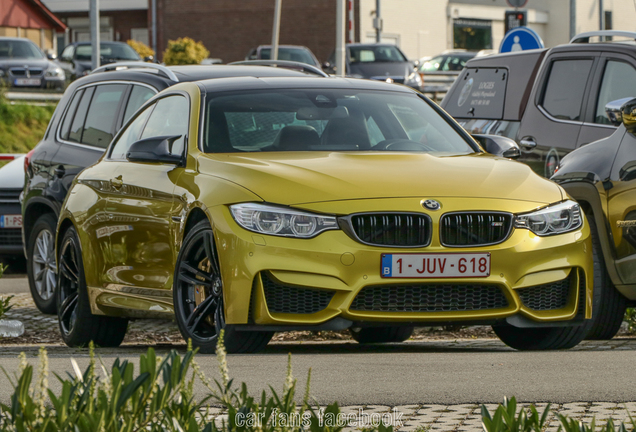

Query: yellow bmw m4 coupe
[56,76,593,353]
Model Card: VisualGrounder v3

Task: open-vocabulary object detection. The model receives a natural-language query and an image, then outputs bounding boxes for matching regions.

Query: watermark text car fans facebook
[235,408,404,428]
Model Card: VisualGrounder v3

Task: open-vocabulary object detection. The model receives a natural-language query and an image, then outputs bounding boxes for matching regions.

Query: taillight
[24,149,35,173]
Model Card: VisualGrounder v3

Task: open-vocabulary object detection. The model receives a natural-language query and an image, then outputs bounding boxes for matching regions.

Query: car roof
[0,37,36,42]
[257,45,310,50]
[70,41,131,47]
[197,75,415,94]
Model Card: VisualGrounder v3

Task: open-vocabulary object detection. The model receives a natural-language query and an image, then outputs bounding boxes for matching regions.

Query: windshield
[75,44,140,61]
[419,54,473,72]
[203,89,475,155]
[0,40,44,59]
[259,48,316,65]
[349,45,407,63]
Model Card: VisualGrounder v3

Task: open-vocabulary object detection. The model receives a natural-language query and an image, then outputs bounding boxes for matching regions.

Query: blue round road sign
[499,26,544,53]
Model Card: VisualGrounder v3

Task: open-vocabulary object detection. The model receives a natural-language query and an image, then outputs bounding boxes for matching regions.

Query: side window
[141,95,189,156]
[595,60,636,124]
[67,86,94,143]
[59,89,83,141]
[60,45,73,61]
[81,84,127,148]
[109,103,155,160]
[541,59,593,121]
[123,85,156,124]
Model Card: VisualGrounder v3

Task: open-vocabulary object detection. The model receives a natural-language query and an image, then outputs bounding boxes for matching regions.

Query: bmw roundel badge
[422,199,441,211]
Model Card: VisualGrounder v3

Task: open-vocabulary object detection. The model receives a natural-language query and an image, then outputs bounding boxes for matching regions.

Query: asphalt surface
[1,275,635,406]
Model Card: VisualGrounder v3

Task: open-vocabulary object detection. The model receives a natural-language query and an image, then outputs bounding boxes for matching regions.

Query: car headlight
[45,67,65,78]
[230,203,339,238]
[406,71,422,86]
[514,200,582,236]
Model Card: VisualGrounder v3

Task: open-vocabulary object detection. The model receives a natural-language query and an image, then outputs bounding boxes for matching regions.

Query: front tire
[173,220,272,354]
[585,211,627,340]
[493,324,588,350]
[350,326,414,344]
[57,226,128,347]
[27,214,58,314]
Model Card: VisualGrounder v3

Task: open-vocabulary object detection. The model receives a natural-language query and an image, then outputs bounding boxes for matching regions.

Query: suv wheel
[585,211,627,340]
[27,214,58,314]
[57,226,128,347]
[173,220,273,354]
[350,326,414,343]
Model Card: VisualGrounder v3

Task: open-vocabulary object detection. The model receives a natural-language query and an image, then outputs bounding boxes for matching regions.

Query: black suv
[441,30,636,177]
[552,97,636,340]
[22,62,314,314]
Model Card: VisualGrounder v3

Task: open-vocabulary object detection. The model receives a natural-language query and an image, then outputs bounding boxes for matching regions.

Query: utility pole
[599,0,604,30]
[569,0,576,40]
[374,0,382,43]
[89,0,100,70]
[151,0,157,60]
[335,0,345,76]
[271,0,282,60]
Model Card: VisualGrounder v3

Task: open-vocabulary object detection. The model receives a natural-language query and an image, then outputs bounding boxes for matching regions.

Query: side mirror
[605,97,636,126]
[144,55,154,63]
[322,61,332,72]
[126,135,183,165]
[46,51,57,60]
[472,134,520,159]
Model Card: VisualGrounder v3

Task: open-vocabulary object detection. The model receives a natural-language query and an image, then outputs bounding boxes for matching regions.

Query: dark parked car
[441,30,636,178]
[57,41,145,80]
[323,43,422,91]
[552,96,636,341]
[0,37,65,89]
[246,45,321,68]
[0,155,25,262]
[21,62,319,315]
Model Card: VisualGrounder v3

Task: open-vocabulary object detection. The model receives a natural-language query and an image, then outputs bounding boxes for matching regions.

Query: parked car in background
[553,97,636,341]
[21,62,321,315]
[0,155,25,263]
[246,45,321,68]
[441,30,636,178]
[419,50,477,74]
[0,37,65,90]
[57,41,145,81]
[55,75,591,353]
[323,43,422,91]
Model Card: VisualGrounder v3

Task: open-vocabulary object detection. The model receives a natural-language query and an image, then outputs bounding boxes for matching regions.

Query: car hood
[197,152,563,206]
[349,61,413,79]
[0,58,51,70]
[0,156,25,189]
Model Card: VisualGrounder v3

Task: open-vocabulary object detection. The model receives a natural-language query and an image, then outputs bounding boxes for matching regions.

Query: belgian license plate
[381,253,490,278]
[14,78,41,86]
[0,215,22,228]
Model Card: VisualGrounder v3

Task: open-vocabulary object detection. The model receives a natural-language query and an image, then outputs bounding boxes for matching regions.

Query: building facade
[0,0,66,53]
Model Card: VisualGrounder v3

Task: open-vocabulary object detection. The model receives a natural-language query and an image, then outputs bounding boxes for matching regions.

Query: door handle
[519,137,537,149]
[54,165,65,178]
[110,175,123,189]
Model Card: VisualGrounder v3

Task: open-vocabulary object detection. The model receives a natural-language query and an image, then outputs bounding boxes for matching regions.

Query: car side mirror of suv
[126,135,183,165]
[605,97,636,127]
[471,134,521,159]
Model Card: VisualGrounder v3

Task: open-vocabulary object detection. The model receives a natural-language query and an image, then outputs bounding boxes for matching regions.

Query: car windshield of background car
[349,46,407,63]
[0,41,44,59]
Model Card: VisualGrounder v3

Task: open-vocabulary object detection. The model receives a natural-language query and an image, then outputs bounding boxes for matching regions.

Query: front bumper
[210,197,593,328]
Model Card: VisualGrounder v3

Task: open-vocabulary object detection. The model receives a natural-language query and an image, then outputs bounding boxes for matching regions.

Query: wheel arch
[560,181,622,286]
[23,199,59,254]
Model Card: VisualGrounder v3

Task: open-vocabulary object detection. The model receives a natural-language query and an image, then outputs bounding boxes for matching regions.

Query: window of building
[453,19,492,51]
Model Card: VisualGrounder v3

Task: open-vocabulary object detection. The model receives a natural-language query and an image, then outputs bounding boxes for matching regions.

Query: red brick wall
[154,0,339,63]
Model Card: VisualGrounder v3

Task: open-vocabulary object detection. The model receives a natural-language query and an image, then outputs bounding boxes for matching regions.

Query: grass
[0,92,56,158]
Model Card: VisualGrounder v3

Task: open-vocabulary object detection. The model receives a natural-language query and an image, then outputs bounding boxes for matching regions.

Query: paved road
[0,275,29,294]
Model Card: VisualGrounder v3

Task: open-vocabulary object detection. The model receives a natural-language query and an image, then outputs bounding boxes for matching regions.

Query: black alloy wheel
[57,226,128,347]
[173,220,273,354]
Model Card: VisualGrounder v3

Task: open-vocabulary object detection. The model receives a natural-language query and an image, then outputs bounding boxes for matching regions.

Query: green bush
[0,99,56,155]
[0,334,388,432]
[162,37,209,65]
[127,39,155,60]
[482,397,635,432]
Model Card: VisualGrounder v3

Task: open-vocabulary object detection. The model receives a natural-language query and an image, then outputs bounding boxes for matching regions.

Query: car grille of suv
[350,284,509,312]
[0,188,22,204]
[261,273,335,314]
[0,229,22,246]
[440,212,513,246]
[347,213,431,247]
[517,273,575,311]
[9,68,43,77]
